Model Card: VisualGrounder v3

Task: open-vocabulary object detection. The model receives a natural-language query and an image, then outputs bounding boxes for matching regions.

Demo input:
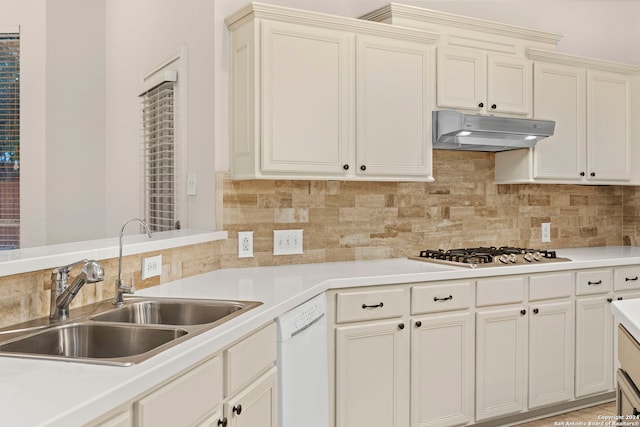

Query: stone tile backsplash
[219,150,624,268]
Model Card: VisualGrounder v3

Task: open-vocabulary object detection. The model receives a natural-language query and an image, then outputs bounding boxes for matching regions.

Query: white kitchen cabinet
[224,367,277,427]
[436,46,531,115]
[528,300,574,408]
[587,70,631,181]
[135,355,224,427]
[89,409,132,427]
[411,312,474,427]
[227,4,437,182]
[529,63,586,180]
[335,319,410,427]
[475,306,528,421]
[495,52,633,185]
[575,295,613,397]
[355,35,433,179]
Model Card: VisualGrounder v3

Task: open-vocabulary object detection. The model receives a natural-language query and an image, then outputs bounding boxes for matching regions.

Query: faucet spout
[50,260,104,321]
[114,218,152,306]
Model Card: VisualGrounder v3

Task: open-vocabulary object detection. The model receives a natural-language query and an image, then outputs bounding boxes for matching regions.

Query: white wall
[104,0,216,236]
[214,0,640,171]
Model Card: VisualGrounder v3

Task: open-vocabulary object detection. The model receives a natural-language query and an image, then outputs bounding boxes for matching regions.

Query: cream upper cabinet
[227,4,438,182]
[495,50,634,185]
[437,47,531,115]
[260,21,352,176]
[531,63,586,180]
[586,70,631,181]
[355,35,433,179]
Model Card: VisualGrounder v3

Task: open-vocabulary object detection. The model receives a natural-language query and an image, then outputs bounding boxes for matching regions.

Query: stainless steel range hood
[432,110,555,152]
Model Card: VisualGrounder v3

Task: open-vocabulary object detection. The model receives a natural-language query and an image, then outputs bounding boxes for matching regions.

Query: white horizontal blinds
[141,80,176,232]
[0,33,19,249]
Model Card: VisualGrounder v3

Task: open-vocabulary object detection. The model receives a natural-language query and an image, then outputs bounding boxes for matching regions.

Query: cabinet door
[436,47,485,111]
[411,313,473,427]
[355,35,433,180]
[226,367,277,427]
[486,54,531,115]
[476,307,527,421]
[528,301,574,409]
[575,296,613,397]
[532,63,586,180]
[336,319,410,427]
[586,70,631,181]
[261,21,352,175]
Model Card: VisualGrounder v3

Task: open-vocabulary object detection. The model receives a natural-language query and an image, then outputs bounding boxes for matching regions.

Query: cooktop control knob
[499,254,509,264]
[524,252,534,262]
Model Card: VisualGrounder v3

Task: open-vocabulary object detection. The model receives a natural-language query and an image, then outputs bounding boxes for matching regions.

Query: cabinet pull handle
[415,320,422,328]
[533,308,539,314]
[590,172,596,177]
[588,280,602,285]
[580,172,585,177]
[218,418,228,427]
[478,102,484,108]
[343,164,349,170]
[360,165,367,171]
[626,276,639,281]
[433,295,453,302]
[520,309,526,315]
[491,104,497,109]
[607,298,613,303]
[362,302,384,309]
[618,297,624,300]
[233,405,243,415]
[634,408,639,416]
[398,323,405,330]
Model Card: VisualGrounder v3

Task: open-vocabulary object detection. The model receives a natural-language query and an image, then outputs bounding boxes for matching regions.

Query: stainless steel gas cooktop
[410,246,572,269]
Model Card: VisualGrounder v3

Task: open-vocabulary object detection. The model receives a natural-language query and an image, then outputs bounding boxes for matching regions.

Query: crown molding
[226,2,440,45]
[361,3,563,47]
[527,48,640,75]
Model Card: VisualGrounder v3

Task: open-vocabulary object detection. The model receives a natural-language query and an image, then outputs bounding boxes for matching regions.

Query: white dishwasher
[276,293,329,427]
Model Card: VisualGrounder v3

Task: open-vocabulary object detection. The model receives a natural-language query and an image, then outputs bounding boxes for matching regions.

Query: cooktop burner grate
[413,246,569,268]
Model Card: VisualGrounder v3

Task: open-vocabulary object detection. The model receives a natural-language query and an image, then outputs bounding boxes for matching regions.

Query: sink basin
[0,323,188,366]
[0,297,262,366]
[91,299,250,326]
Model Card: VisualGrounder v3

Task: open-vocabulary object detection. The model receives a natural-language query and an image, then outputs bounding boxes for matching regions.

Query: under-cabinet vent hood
[432,110,555,152]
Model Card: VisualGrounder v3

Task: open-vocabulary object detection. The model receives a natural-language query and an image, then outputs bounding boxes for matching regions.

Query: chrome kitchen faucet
[114,218,152,306]
[50,259,104,321]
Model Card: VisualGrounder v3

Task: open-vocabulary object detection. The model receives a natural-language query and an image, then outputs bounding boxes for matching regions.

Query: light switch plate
[273,229,303,255]
[541,222,551,243]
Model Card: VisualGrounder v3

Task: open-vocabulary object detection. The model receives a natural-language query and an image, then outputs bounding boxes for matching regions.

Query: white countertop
[5,246,640,426]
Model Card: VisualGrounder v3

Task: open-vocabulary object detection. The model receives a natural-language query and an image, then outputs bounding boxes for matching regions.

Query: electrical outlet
[141,254,162,280]
[273,229,303,255]
[238,231,254,258]
[541,222,551,243]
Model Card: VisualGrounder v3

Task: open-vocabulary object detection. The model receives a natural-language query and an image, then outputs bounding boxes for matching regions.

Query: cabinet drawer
[615,266,640,291]
[225,322,277,397]
[411,281,472,314]
[529,272,573,301]
[619,324,640,390]
[336,288,406,323]
[617,369,640,417]
[576,269,612,295]
[136,355,223,427]
[476,276,526,307]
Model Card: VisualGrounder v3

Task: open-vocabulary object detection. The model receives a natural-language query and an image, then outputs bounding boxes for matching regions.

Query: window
[140,70,179,232]
[0,32,19,249]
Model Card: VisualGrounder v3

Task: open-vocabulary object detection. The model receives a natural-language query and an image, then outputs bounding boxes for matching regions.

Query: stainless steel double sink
[0,297,262,366]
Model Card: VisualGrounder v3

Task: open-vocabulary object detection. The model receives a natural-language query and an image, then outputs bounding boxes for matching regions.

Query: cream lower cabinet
[528,300,574,408]
[575,269,614,398]
[88,323,276,427]
[223,368,277,427]
[476,306,528,421]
